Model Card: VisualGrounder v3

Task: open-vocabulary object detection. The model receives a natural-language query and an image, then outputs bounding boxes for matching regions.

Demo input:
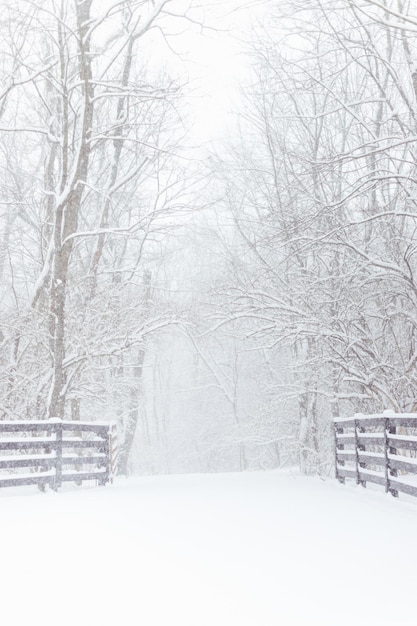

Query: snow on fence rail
[334,411,417,498]
[0,419,117,490]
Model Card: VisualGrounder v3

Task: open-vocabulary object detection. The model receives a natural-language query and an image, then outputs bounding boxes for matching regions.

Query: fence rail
[0,419,117,490]
[334,411,417,498]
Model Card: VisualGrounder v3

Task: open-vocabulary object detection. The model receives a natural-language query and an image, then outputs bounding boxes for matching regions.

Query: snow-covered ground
[1,470,416,626]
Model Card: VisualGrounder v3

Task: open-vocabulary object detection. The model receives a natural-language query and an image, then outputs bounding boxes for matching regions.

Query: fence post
[354,417,360,485]
[109,423,118,483]
[383,411,398,498]
[353,416,366,488]
[383,415,399,497]
[334,420,345,484]
[51,418,63,492]
[384,417,389,494]
[99,431,109,486]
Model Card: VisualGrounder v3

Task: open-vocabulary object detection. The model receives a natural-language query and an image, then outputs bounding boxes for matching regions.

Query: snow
[1,470,417,625]
[335,411,392,422]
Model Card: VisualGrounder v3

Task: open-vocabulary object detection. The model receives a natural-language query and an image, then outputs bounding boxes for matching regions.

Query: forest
[0,0,416,477]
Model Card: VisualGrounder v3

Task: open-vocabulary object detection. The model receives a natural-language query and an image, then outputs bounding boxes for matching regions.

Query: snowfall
[1,470,416,626]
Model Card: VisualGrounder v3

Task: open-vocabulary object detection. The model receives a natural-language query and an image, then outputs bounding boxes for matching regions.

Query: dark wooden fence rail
[0,419,117,490]
[334,411,417,498]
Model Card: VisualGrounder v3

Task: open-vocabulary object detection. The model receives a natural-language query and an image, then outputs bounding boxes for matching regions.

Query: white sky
[93,1,265,146]
[141,0,266,145]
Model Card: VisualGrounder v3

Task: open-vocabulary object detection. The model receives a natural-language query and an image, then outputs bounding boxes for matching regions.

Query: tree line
[1,0,416,476]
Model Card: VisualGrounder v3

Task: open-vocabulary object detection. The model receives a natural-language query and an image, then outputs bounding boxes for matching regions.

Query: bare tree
[0,0,203,473]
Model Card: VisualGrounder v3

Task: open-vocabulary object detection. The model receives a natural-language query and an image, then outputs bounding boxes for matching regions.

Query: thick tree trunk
[47,0,94,419]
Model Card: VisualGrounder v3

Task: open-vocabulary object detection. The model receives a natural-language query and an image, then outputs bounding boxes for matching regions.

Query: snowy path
[1,471,417,626]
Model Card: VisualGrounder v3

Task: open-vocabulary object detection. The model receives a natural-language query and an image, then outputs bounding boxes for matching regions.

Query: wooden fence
[0,419,117,490]
[334,411,417,498]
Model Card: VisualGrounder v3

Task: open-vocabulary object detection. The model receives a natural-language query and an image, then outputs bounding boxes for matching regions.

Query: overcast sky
[143,1,266,146]
[93,1,265,147]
